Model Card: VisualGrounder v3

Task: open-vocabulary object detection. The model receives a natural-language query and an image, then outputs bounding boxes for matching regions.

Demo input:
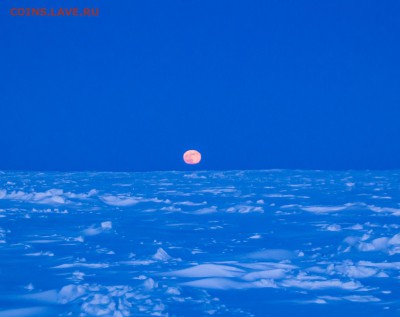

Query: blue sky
[1,1,399,171]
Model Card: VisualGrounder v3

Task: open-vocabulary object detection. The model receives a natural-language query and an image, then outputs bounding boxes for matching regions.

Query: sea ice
[1,169,400,316]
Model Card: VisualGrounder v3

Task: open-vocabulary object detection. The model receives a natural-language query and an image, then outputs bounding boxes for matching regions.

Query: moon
[183,150,201,165]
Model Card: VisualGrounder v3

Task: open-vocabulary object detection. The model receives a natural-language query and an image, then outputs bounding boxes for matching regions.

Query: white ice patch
[281,279,362,290]
[194,206,218,214]
[358,261,400,270]
[349,224,363,230]
[166,287,181,296]
[226,205,264,213]
[0,189,67,205]
[0,227,6,243]
[143,278,158,290]
[163,264,245,278]
[65,189,98,199]
[198,188,237,195]
[264,194,296,198]
[368,205,400,216]
[388,233,400,245]
[183,173,207,179]
[59,284,164,317]
[301,206,347,213]
[161,206,182,212]
[82,221,112,236]
[346,232,400,254]
[182,278,277,290]
[100,195,141,206]
[101,221,112,230]
[343,295,380,302]
[152,248,172,261]
[120,260,156,266]
[174,201,207,206]
[326,224,341,232]
[25,251,54,257]
[0,188,98,205]
[242,269,286,281]
[319,295,381,303]
[58,284,87,304]
[333,262,378,278]
[235,262,297,270]
[52,263,109,269]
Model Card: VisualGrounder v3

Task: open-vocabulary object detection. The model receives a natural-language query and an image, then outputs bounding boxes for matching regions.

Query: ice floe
[1,169,400,316]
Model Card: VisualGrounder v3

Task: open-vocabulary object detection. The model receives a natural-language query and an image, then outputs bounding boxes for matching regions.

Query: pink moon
[183,150,201,165]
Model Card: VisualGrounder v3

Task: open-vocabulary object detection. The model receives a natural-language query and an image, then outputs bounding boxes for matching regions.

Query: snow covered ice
[0,169,400,316]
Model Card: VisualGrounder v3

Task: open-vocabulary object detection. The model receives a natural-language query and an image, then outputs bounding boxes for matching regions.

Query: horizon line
[1,167,399,174]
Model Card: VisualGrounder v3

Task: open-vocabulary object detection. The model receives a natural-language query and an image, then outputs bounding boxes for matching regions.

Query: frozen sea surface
[0,169,400,316]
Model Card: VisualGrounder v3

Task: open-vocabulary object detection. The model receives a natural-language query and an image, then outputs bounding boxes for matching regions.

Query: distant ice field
[0,169,399,316]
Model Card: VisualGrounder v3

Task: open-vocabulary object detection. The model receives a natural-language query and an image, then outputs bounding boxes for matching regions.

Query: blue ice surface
[0,169,399,316]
